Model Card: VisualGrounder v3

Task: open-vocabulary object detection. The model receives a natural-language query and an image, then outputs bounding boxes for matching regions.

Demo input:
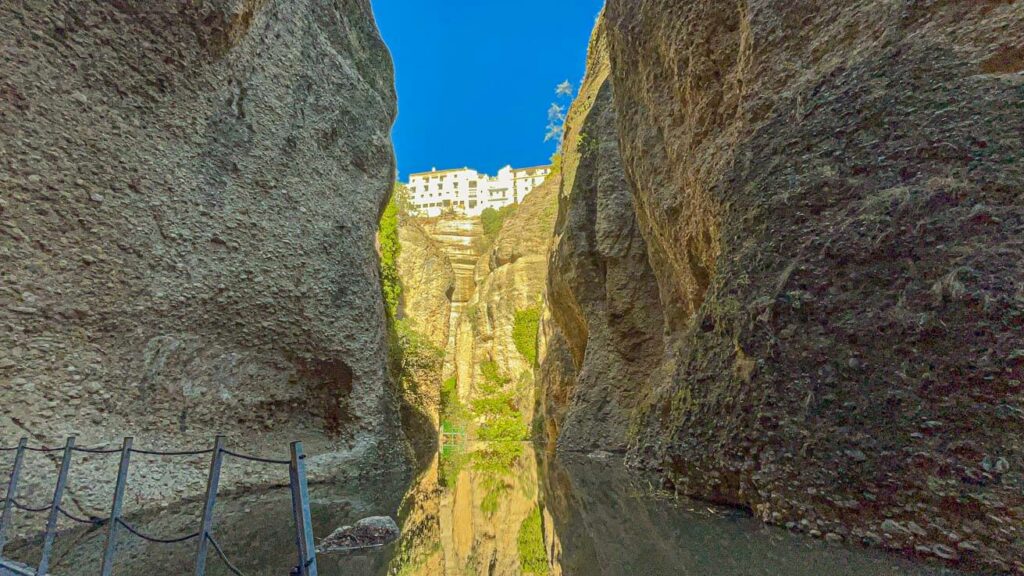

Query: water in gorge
[6,443,963,576]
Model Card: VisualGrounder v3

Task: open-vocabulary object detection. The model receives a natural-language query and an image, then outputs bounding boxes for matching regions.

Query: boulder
[317,516,401,553]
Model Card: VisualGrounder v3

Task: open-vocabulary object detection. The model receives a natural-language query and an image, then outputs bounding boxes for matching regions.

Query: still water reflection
[9,442,961,575]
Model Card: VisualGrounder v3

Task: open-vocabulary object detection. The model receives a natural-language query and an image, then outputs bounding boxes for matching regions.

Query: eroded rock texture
[542,2,1024,572]
[395,218,454,454]
[0,0,398,515]
[398,220,454,353]
[469,176,560,426]
[539,21,664,452]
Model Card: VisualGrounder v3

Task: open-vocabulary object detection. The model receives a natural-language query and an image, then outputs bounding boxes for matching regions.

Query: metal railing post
[193,435,225,576]
[288,459,305,574]
[0,438,28,556]
[99,437,132,576]
[289,442,317,576]
[38,436,75,576]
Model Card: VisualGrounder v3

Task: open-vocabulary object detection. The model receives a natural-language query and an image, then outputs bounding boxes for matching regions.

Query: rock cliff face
[397,221,454,353]
[541,3,1024,572]
[1,0,399,514]
[418,217,485,396]
[467,177,560,428]
[395,218,454,450]
[538,21,664,453]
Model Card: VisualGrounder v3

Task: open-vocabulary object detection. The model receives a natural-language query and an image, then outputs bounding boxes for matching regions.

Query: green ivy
[477,415,528,441]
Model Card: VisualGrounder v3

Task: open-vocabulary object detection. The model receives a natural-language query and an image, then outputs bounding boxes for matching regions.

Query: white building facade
[405,164,551,218]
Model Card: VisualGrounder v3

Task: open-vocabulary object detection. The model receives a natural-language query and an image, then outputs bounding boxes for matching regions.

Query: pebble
[994,457,1010,473]
[90,192,104,203]
[906,521,927,537]
[863,532,882,545]
[845,448,867,462]
[825,532,843,543]
[957,540,980,552]
[882,519,910,535]
[932,544,959,560]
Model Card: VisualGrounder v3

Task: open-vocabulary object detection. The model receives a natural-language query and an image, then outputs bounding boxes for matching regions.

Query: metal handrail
[0,436,319,576]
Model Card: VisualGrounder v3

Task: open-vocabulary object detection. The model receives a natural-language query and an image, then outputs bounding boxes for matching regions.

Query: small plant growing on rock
[513,306,541,365]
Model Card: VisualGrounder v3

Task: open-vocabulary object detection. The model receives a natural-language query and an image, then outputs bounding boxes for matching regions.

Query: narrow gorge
[1,1,1022,575]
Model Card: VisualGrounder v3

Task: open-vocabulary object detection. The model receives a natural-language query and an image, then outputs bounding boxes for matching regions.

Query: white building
[405,164,552,217]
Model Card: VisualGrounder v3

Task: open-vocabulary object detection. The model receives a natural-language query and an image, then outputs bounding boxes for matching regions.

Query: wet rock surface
[0,0,400,520]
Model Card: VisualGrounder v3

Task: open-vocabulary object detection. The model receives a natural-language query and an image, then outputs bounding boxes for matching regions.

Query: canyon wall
[541,2,1024,572]
[538,21,664,452]
[418,217,484,399]
[466,176,560,430]
[395,217,454,454]
[0,0,399,515]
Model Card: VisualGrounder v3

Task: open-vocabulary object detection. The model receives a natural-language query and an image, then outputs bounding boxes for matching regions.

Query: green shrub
[517,507,549,575]
[472,361,527,441]
[549,149,562,176]
[470,441,523,474]
[379,190,402,317]
[439,444,468,488]
[477,415,528,441]
[395,319,443,371]
[471,393,516,417]
[440,376,469,432]
[441,376,458,411]
[480,204,518,240]
[479,361,509,387]
[480,482,507,518]
[513,307,541,365]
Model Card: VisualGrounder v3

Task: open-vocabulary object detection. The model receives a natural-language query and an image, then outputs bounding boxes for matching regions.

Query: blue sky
[372,1,605,180]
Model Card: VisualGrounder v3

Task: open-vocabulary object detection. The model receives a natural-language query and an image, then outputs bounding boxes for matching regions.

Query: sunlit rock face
[418,217,485,400]
[0,0,399,512]
[541,2,1024,572]
[398,221,455,353]
[396,218,455,438]
[468,177,560,428]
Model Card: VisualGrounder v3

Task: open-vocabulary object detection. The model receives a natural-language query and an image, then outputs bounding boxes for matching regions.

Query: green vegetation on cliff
[517,506,549,575]
[380,188,403,317]
[440,376,468,432]
[513,306,541,365]
[480,204,518,240]
[474,361,529,441]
